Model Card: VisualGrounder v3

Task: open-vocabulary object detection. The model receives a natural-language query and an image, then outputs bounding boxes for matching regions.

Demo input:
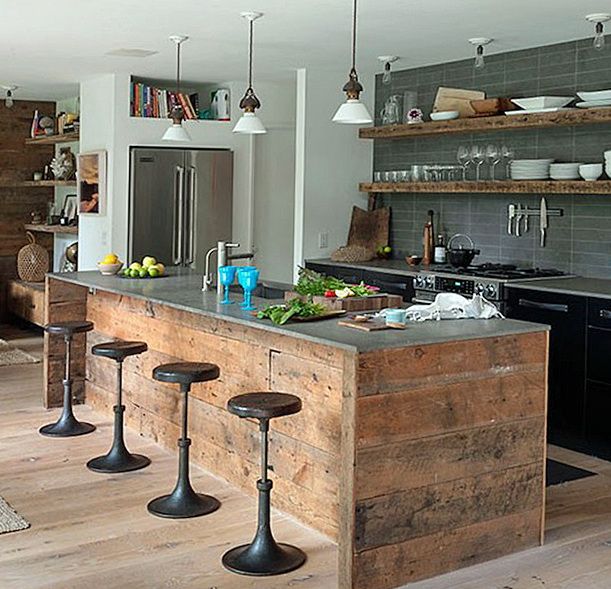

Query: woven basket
[17,232,49,282]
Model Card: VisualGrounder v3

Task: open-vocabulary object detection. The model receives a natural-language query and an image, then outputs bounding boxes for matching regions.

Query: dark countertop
[48,269,548,353]
[507,277,611,300]
[306,257,421,276]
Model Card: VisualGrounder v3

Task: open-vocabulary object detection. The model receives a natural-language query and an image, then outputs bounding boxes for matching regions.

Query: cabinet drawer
[588,297,611,329]
[7,280,45,327]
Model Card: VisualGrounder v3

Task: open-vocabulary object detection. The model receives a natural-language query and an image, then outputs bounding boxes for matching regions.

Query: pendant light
[332,0,372,125]
[378,56,399,86]
[162,35,191,142]
[233,12,266,135]
[586,14,611,51]
[2,85,17,108]
[469,38,492,70]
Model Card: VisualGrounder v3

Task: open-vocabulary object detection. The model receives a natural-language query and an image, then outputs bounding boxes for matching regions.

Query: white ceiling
[0,0,608,101]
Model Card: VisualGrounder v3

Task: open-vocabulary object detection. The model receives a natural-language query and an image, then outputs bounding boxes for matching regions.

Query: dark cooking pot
[447,234,480,268]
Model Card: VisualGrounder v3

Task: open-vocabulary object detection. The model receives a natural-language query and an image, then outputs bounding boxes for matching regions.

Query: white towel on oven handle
[405,293,504,322]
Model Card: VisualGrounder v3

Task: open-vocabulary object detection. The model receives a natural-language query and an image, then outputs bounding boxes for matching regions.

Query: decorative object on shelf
[2,85,16,108]
[233,12,266,134]
[162,35,191,142]
[30,211,43,225]
[579,163,603,181]
[38,116,55,136]
[380,94,402,125]
[50,147,76,180]
[211,88,230,121]
[430,110,459,121]
[469,38,493,70]
[17,232,49,282]
[378,55,399,86]
[402,90,418,121]
[332,0,372,125]
[56,111,79,134]
[59,194,78,225]
[77,151,106,215]
[62,242,78,273]
[32,172,43,181]
[586,13,611,51]
[406,107,424,124]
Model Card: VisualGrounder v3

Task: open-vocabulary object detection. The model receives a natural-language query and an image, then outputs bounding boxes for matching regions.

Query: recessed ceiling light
[106,49,159,58]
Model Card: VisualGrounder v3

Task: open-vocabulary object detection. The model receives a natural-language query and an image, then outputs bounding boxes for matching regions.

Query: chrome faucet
[203,240,255,294]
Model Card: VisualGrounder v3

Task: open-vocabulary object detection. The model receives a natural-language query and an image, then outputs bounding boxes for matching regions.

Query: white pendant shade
[233,112,267,134]
[162,122,192,142]
[332,99,373,125]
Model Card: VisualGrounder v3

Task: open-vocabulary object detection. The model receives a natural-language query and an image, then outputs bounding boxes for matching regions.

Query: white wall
[292,68,374,281]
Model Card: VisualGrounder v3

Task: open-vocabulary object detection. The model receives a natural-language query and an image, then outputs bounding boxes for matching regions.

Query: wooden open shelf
[24,223,78,235]
[359,108,611,140]
[0,180,77,188]
[25,132,79,146]
[360,180,611,195]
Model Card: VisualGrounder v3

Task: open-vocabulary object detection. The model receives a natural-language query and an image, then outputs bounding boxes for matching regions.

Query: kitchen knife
[540,197,548,247]
[515,204,523,237]
[507,204,516,235]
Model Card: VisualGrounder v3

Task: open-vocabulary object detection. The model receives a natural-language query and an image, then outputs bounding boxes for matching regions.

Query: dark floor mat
[546,458,597,487]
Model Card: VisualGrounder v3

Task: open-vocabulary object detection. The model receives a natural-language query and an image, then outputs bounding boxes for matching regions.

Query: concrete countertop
[507,276,611,300]
[48,269,548,353]
[307,257,421,277]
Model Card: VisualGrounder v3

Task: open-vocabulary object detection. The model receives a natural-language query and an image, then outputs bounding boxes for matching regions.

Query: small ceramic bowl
[430,111,460,121]
[97,262,123,275]
[406,255,423,266]
[579,163,603,181]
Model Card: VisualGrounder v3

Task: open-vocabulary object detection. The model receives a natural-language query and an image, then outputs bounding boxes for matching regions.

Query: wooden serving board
[338,315,406,331]
[285,291,403,312]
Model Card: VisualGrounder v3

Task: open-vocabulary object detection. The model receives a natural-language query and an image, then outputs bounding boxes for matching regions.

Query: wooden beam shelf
[359,108,611,140]
[24,223,78,235]
[0,180,76,188]
[360,180,611,195]
[25,132,79,146]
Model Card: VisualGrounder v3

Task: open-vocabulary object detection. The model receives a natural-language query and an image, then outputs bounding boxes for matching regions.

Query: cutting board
[338,314,406,331]
[433,87,485,117]
[285,292,403,312]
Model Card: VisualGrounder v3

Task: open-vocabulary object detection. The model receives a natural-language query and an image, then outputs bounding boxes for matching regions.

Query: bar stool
[147,362,221,519]
[87,341,151,473]
[39,321,96,437]
[222,392,306,576]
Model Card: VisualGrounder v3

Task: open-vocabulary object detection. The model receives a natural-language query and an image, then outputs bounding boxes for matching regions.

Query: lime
[383,246,392,253]
[138,268,148,278]
[122,268,130,276]
[129,268,139,278]
[148,267,160,278]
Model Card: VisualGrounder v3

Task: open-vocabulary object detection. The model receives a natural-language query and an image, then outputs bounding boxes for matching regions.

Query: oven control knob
[474,283,485,295]
[415,276,424,288]
[486,284,497,297]
[425,275,435,288]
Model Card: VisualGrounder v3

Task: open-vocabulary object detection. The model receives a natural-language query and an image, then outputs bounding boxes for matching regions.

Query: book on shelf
[130,81,200,120]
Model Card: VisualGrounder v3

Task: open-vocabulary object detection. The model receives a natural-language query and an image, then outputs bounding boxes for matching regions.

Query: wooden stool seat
[92,341,148,361]
[153,362,220,386]
[45,320,94,336]
[227,392,302,420]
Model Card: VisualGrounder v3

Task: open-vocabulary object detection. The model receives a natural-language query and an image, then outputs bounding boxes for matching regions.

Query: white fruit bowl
[511,96,573,110]
[97,262,123,275]
[430,111,459,121]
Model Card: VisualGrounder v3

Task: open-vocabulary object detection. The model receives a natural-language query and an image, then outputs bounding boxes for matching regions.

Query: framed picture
[77,150,107,216]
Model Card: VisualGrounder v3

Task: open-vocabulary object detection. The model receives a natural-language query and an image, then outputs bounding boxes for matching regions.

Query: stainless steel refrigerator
[128,147,233,272]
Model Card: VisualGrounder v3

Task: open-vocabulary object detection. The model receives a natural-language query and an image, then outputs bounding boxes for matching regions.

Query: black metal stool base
[87,452,150,474]
[147,490,220,519]
[222,541,307,577]
[39,419,96,438]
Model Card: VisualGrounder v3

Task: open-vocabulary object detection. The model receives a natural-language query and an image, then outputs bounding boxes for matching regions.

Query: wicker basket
[17,231,49,282]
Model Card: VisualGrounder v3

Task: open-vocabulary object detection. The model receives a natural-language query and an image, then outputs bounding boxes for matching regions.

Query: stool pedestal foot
[147,437,219,519]
[87,405,150,473]
[39,379,95,437]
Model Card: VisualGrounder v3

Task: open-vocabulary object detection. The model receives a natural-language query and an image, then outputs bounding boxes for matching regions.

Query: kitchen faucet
[203,240,255,294]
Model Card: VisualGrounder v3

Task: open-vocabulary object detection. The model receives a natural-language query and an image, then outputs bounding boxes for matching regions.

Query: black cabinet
[505,289,587,445]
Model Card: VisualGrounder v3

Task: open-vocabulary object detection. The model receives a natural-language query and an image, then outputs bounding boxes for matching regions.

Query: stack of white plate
[605,150,611,177]
[576,90,611,109]
[510,159,555,180]
[549,162,584,180]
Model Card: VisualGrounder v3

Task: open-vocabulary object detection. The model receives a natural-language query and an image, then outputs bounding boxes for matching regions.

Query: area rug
[0,338,39,367]
[0,496,30,535]
[546,458,597,487]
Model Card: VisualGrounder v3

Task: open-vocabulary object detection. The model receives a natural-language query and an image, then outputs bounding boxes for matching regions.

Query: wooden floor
[3,324,611,589]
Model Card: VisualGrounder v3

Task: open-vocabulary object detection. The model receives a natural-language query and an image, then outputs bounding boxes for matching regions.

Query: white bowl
[577,89,611,101]
[511,96,574,110]
[430,111,460,121]
[97,262,123,275]
[579,163,603,181]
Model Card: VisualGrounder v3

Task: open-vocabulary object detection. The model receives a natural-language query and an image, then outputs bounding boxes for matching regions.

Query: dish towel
[406,293,503,322]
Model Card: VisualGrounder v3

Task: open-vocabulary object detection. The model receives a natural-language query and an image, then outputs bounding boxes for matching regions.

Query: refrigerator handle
[173,166,185,265]
[186,166,196,265]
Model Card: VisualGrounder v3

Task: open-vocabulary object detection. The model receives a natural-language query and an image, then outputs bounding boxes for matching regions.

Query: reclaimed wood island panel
[44,271,549,589]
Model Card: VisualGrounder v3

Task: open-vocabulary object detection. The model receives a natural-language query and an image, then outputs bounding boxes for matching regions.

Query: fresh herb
[294,267,345,297]
[257,297,326,325]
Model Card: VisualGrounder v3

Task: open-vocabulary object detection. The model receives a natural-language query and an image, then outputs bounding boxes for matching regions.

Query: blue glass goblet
[218,265,237,305]
[237,267,259,311]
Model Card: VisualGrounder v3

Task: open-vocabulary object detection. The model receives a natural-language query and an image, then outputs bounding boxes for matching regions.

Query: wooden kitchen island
[44,270,549,589]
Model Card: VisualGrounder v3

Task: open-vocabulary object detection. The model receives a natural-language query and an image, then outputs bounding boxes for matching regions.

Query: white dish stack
[510,159,555,180]
[549,162,583,180]
[576,90,611,109]
[605,151,611,177]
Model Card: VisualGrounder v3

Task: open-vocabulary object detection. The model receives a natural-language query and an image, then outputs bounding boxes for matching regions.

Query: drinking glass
[237,267,259,311]
[485,144,501,180]
[501,145,515,179]
[470,145,485,181]
[218,265,237,305]
[457,146,470,180]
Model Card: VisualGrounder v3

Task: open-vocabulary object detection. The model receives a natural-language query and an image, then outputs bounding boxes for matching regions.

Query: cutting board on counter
[338,314,406,331]
[285,292,403,312]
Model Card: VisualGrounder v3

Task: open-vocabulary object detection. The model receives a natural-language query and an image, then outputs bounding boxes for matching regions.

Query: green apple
[148,266,160,278]
[138,268,148,278]
[142,256,157,268]
[122,268,130,276]
[129,262,142,271]
[383,246,392,254]
[129,268,139,278]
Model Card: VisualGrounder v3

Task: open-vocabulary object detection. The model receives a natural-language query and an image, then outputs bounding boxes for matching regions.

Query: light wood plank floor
[3,324,611,589]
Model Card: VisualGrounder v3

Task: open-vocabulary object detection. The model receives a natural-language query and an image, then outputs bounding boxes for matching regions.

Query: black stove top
[432,263,567,281]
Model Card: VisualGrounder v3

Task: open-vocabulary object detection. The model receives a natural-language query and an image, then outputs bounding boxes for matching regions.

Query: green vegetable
[258,297,326,325]
[294,267,345,297]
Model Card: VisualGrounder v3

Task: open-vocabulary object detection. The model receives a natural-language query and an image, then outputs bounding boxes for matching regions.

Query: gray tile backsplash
[374,36,611,278]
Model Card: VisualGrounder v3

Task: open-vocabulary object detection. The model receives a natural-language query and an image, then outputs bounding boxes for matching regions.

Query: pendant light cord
[176,40,181,93]
[248,18,254,88]
[351,0,357,71]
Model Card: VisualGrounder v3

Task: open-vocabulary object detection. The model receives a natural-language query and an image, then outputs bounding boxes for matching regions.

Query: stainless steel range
[413,263,568,312]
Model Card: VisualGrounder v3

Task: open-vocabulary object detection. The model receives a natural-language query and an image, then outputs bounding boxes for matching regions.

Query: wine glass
[485,144,501,180]
[457,146,470,180]
[470,145,485,182]
[501,145,515,179]
[237,267,259,311]
[218,265,237,305]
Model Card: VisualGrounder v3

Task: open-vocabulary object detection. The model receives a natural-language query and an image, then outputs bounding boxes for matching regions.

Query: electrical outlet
[318,232,328,249]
